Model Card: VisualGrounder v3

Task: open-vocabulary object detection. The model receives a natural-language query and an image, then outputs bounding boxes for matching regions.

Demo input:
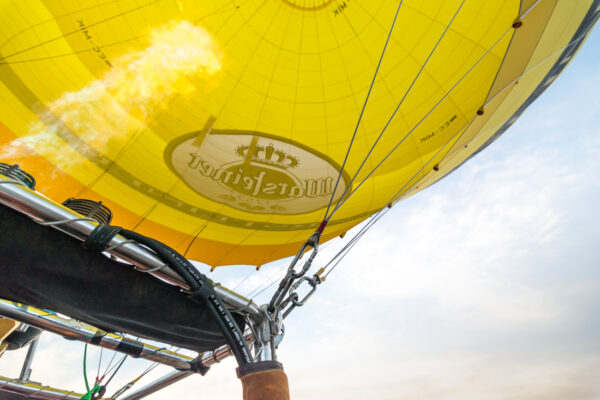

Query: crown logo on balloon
[236,143,299,169]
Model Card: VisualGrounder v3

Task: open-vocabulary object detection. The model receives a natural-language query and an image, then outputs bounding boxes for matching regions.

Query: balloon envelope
[0,0,597,266]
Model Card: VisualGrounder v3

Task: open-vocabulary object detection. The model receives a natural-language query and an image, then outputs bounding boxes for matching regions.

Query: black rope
[118,229,252,366]
[79,223,252,367]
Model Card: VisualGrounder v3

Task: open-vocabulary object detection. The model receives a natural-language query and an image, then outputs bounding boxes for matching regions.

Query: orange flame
[1,20,221,173]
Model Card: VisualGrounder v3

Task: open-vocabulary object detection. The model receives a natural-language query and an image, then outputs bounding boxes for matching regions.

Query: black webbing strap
[83,224,122,253]
[115,339,144,358]
[189,357,211,375]
[89,330,107,346]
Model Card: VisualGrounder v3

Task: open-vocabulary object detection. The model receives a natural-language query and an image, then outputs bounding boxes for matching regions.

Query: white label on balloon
[166,130,349,215]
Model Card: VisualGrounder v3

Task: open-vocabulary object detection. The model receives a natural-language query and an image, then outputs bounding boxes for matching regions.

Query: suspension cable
[276,112,475,317]
[326,0,466,221]
[102,348,118,379]
[104,355,127,387]
[324,0,405,219]
[329,34,513,218]
[323,0,594,248]
[322,112,476,278]
[95,348,103,382]
[326,0,547,221]
[270,0,590,318]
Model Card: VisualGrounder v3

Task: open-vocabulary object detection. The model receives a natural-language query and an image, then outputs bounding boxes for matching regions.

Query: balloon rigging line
[137,346,177,380]
[326,0,467,222]
[326,22,518,220]
[249,269,288,300]
[104,355,128,387]
[114,343,176,398]
[322,114,477,279]
[326,0,545,222]
[102,345,121,378]
[231,268,259,291]
[324,0,405,220]
[244,241,336,299]
[96,347,103,381]
[521,0,544,19]
[322,209,389,279]
[322,23,587,276]
[323,0,592,269]
[246,262,291,299]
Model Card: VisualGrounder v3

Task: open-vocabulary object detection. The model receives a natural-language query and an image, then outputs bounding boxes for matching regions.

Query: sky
[1,16,600,400]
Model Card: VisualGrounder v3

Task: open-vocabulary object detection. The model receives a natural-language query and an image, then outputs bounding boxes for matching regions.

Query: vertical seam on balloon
[317,3,369,220]
[135,0,271,238]
[212,0,292,266]
[0,1,158,61]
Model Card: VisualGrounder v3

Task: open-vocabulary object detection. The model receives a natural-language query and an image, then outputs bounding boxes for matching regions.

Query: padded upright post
[237,361,290,400]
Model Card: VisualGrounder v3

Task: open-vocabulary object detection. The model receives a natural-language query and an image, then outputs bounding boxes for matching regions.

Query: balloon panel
[0,0,596,266]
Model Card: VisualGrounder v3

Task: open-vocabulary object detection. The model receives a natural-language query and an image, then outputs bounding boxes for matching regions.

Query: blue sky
[2,17,599,400]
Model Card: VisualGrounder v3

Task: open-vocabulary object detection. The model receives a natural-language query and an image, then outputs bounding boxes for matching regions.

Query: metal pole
[118,371,193,400]
[0,175,262,318]
[18,336,39,381]
[0,375,83,400]
[0,299,195,371]
[0,177,279,398]
[120,336,244,400]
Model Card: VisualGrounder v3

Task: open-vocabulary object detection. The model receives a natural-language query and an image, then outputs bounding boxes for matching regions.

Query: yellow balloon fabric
[0,0,597,266]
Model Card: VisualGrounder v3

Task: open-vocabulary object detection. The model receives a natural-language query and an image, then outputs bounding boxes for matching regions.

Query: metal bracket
[253,305,284,362]
[289,275,320,307]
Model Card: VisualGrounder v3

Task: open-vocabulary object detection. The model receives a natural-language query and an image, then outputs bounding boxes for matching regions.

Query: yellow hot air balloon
[0,0,598,268]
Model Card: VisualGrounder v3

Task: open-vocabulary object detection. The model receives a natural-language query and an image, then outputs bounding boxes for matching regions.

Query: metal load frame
[0,298,252,399]
[0,174,262,315]
[0,174,284,399]
[0,375,84,400]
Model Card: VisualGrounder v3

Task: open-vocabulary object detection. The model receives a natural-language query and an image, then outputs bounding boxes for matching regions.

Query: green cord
[81,344,102,399]
[80,384,101,400]
[83,343,90,393]
[80,341,169,399]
